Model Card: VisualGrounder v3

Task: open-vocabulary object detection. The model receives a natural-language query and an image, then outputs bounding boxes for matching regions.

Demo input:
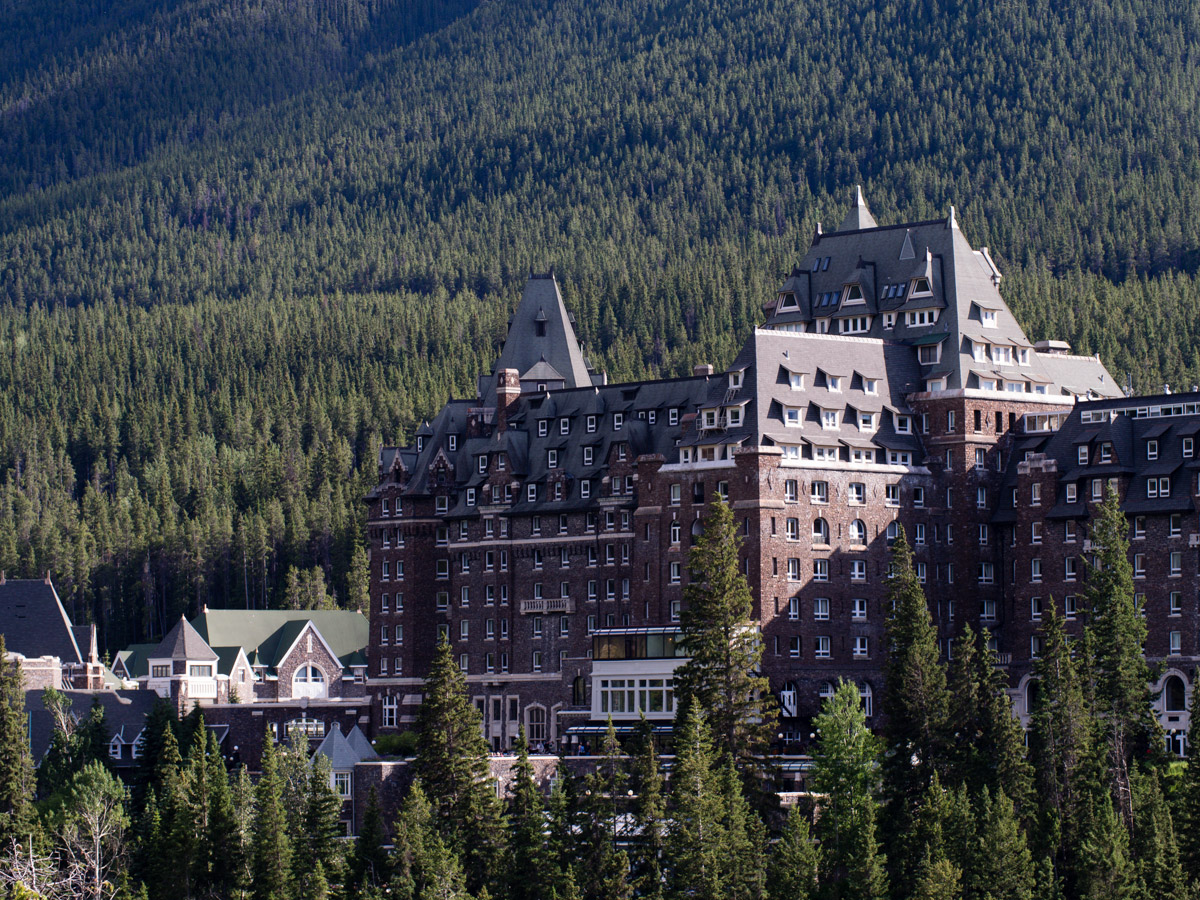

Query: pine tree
[665,703,723,900]
[963,789,1034,900]
[390,780,434,900]
[1130,769,1187,900]
[415,637,506,895]
[251,732,293,900]
[1028,602,1100,895]
[230,765,256,900]
[1176,666,1200,882]
[629,719,666,900]
[810,679,887,900]
[202,729,241,900]
[880,526,947,897]
[1077,792,1137,900]
[674,496,775,769]
[352,787,389,891]
[975,629,1035,818]
[0,637,36,847]
[579,720,631,900]
[1086,484,1156,830]
[507,728,548,900]
[299,752,345,893]
[765,805,818,900]
[714,756,766,900]
[544,763,580,898]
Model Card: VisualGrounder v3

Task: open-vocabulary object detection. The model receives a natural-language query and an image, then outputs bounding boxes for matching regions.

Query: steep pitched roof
[150,616,218,662]
[312,722,378,770]
[491,273,593,393]
[837,185,878,232]
[114,643,156,679]
[0,579,83,664]
[24,688,162,763]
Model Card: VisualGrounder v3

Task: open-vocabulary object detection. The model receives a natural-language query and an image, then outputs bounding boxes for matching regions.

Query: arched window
[886,521,899,544]
[860,683,873,718]
[818,681,835,707]
[1164,675,1187,712]
[850,519,867,544]
[1026,679,1041,717]
[292,665,327,699]
[527,706,547,743]
[812,518,830,543]
[780,681,799,718]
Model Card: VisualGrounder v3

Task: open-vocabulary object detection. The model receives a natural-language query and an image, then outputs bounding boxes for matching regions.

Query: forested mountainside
[3,0,1200,648]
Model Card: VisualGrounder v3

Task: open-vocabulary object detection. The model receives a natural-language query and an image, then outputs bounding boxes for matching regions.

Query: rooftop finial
[837,186,877,232]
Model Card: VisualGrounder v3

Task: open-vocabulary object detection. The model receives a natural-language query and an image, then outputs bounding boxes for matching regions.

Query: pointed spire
[837,185,878,232]
[947,205,958,230]
[899,229,915,260]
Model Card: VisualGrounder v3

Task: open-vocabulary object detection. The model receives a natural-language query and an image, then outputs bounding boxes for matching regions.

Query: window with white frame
[811,481,828,503]
[813,559,830,582]
[815,636,831,658]
[853,637,869,658]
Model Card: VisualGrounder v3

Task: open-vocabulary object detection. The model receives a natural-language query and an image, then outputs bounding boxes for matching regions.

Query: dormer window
[911,277,931,295]
[844,284,864,303]
[839,316,870,334]
[906,309,938,327]
[702,409,718,429]
[981,309,998,327]
[448,434,457,451]
[785,407,801,426]
[788,372,805,390]
[729,371,744,389]
[821,257,831,271]
[726,407,743,428]
[1147,440,1159,461]
[827,376,842,392]
[478,455,488,474]
[436,495,449,514]
[538,420,549,437]
[815,318,830,333]
[864,379,879,395]
[417,437,425,452]
[1099,443,1112,463]
[548,449,558,468]
[973,342,987,363]
[587,415,596,433]
[821,410,840,430]
[560,418,570,435]
[613,413,623,431]
[883,313,896,329]
[859,412,875,431]
[895,414,912,434]
[1018,348,1030,365]
[918,344,941,365]
[778,292,798,310]
[992,345,1012,365]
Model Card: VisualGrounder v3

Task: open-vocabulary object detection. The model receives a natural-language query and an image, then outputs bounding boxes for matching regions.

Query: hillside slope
[3,0,1200,643]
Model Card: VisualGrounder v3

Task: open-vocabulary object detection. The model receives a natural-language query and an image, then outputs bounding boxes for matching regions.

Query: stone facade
[367,196,1200,753]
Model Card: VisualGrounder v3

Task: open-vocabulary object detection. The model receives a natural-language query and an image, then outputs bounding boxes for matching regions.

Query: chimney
[693,364,715,377]
[0,571,5,586]
[43,570,52,585]
[496,368,521,432]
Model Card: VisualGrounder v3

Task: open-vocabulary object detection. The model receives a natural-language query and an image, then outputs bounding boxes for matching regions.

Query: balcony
[519,598,576,615]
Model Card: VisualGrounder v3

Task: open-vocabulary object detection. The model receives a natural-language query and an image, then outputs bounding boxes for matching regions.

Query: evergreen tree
[1029,602,1101,896]
[0,637,36,847]
[629,719,666,900]
[230,765,257,900]
[665,702,723,900]
[674,496,775,769]
[975,629,1035,818]
[714,756,766,900]
[579,720,631,900]
[964,789,1034,900]
[765,805,818,900]
[1077,792,1137,900]
[1176,666,1200,882]
[353,787,389,891]
[810,679,887,900]
[880,526,947,897]
[201,729,241,900]
[507,728,548,900]
[300,752,345,893]
[390,781,434,900]
[1086,484,1156,830]
[544,762,581,898]
[1129,769,1187,900]
[415,637,506,896]
[251,732,293,900]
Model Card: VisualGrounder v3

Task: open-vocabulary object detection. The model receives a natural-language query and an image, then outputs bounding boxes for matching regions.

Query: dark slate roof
[489,273,594,397]
[312,722,378,770]
[190,609,369,672]
[992,391,1200,523]
[150,616,219,662]
[0,579,83,664]
[25,688,161,763]
[764,191,1121,399]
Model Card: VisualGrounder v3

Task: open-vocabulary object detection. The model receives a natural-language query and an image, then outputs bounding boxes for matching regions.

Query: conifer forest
[4,0,1200,895]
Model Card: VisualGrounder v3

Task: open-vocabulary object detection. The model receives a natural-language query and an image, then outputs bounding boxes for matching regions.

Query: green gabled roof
[190,609,369,670]
[115,643,156,679]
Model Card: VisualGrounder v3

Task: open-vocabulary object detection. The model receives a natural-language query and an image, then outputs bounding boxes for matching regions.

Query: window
[918,344,941,365]
[587,415,597,433]
[1147,439,1159,461]
[1092,479,1103,500]
[1031,559,1042,582]
[913,522,925,546]
[811,481,828,503]
[151,665,170,679]
[913,487,924,507]
[1171,514,1183,537]
[896,415,912,434]
[1031,636,1043,658]
[1031,596,1043,621]
[815,636,831,659]
[670,562,681,584]
[1031,483,1042,505]
[1032,522,1043,544]
[978,524,989,546]
[853,637,869,658]
[848,483,865,504]
[1170,551,1182,577]
[785,479,799,502]
[813,559,830,581]
[1170,631,1182,655]
[1186,437,1195,459]
[1134,516,1146,539]
[1065,483,1077,503]
[789,637,801,658]
[978,563,994,584]
[1148,476,1171,498]
[812,518,829,543]
[851,560,867,581]
[1065,557,1077,582]
[614,413,624,430]
[885,484,900,506]
[382,696,397,729]
[850,519,867,544]
[788,596,800,621]
[975,449,986,470]
[983,599,996,619]
[1170,591,1182,615]
[787,558,801,581]
[548,449,558,468]
[821,409,840,429]
[851,598,867,620]
[1134,553,1146,578]
[527,484,537,502]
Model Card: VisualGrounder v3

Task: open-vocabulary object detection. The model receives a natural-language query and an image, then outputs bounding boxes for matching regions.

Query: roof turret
[837,185,878,232]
